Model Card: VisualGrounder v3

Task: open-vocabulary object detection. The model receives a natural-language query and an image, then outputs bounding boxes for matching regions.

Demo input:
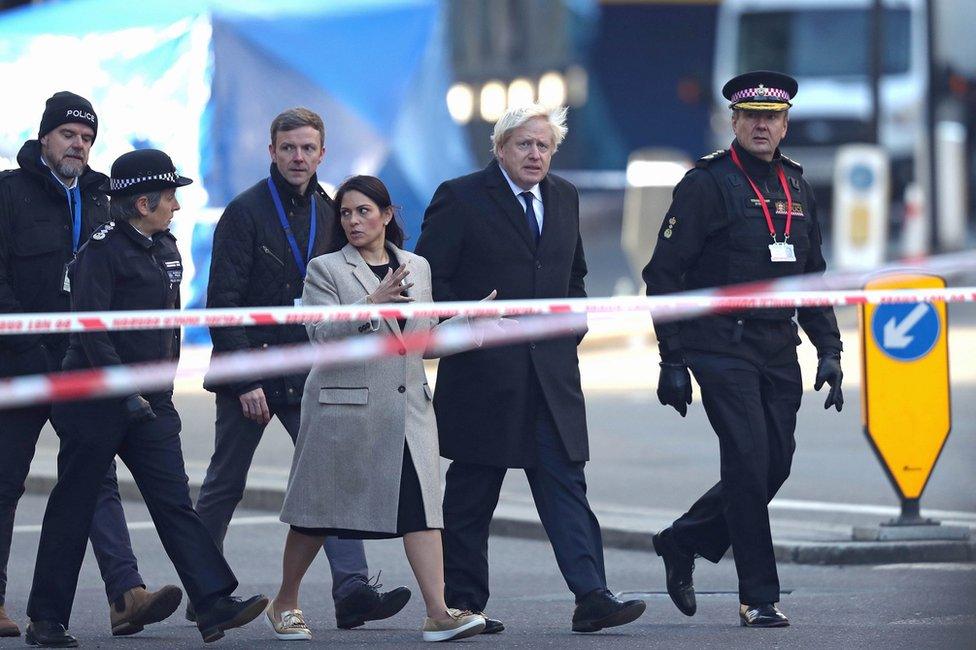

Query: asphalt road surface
[2,494,974,649]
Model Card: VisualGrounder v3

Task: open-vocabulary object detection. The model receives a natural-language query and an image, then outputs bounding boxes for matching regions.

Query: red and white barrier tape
[0,284,974,408]
[1,248,974,408]
[0,313,583,409]
[2,250,975,336]
[0,286,973,337]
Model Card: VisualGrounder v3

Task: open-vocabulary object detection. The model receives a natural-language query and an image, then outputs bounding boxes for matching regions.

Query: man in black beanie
[0,91,181,640]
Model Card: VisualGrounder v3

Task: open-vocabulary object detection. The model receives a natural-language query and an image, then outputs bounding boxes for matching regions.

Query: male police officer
[197,108,407,628]
[0,92,179,638]
[26,149,268,647]
[642,71,844,627]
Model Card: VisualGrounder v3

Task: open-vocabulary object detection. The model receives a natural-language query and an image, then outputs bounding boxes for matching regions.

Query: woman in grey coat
[267,176,487,643]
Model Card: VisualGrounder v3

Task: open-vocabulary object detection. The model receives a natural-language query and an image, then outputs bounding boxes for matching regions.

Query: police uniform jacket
[642,141,842,362]
[61,220,182,386]
[414,161,589,469]
[204,164,335,405]
[0,140,108,376]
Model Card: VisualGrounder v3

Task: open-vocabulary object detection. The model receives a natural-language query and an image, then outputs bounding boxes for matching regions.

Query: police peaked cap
[101,149,193,196]
[722,70,797,111]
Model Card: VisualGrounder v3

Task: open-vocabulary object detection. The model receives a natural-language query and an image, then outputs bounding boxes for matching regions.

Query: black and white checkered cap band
[109,171,179,191]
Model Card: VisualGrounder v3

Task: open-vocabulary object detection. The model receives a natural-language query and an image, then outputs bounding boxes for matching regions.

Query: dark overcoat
[414,160,588,468]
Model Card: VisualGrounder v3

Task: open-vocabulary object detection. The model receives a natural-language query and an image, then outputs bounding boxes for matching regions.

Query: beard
[55,155,85,179]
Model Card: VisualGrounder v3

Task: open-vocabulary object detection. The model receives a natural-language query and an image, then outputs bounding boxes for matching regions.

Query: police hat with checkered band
[101,149,193,196]
[722,70,798,112]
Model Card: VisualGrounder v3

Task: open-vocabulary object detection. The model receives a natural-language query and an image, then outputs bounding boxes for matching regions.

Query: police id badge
[61,261,72,294]
[768,242,796,263]
[163,260,183,284]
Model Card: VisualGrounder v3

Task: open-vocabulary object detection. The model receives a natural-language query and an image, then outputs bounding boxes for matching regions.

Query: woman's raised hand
[367,264,414,304]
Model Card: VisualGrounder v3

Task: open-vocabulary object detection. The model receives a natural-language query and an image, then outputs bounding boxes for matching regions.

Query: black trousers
[0,403,143,607]
[195,393,369,601]
[27,392,237,625]
[443,399,606,611]
[671,350,802,606]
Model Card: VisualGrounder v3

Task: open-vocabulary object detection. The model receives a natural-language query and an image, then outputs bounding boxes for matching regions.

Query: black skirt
[291,442,433,540]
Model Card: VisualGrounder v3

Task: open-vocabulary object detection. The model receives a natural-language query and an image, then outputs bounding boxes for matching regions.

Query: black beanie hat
[38,91,98,140]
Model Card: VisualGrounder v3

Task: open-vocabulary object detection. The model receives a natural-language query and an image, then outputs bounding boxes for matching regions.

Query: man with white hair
[415,104,645,634]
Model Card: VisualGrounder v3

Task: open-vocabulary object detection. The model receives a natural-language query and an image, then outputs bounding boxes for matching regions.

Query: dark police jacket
[642,142,842,363]
[0,140,108,377]
[414,161,589,468]
[204,164,335,405]
[62,221,182,388]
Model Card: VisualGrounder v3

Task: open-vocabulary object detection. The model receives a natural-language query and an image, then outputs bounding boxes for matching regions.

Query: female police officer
[25,150,267,647]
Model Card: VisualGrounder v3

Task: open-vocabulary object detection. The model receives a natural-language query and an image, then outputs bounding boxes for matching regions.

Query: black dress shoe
[470,612,504,634]
[571,588,646,633]
[335,574,411,630]
[652,528,697,616]
[196,594,269,643]
[24,620,77,647]
[739,603,790,628]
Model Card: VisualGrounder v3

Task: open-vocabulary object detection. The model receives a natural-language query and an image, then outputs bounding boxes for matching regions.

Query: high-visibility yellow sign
[860,274,951,500]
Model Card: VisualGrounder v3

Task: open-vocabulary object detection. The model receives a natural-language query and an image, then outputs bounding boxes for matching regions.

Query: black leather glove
[814,354,844,412]
[658,362,693,417]
[122,394,156,425]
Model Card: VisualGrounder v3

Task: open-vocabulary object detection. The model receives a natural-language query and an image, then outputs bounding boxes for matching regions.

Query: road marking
[874,563,976,572]
[503,492,976,525]
[14,514,282,534]
[889,614,976,626]
[768,498,976,523]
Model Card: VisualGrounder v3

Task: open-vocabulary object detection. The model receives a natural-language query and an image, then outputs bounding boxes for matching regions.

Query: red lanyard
[729,146,793,242]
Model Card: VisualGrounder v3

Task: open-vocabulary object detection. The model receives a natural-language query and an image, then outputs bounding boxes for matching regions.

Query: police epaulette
[695,149,729,168]
[90,220,116,241]
[780,154,803,171]
[0,169,17,182]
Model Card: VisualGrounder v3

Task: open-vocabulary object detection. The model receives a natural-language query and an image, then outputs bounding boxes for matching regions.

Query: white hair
[491,104,568,156]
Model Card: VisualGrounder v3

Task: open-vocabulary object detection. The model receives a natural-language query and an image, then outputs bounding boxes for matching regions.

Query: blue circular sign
[871,303,940,362]
[849,164,875,190]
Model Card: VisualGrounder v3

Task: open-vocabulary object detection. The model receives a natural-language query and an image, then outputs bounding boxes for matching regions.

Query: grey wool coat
[280,243,449,534]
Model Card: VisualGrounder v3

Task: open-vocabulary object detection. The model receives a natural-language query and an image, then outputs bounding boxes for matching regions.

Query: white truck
[712,0,975,199]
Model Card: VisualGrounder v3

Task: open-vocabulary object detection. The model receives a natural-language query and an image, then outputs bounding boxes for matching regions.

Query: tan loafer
[0,605,21,637]
[265,601,312,640]
[110,585,183,636]
[422,609,485,642]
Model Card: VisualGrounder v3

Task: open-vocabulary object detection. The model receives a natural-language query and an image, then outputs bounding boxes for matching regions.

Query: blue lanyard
[68,185,82,252]
[266,177,316,278]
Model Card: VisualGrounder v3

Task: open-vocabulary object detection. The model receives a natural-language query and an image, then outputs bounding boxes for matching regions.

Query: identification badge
[294,297,303,307]
[61,262,72,294]
[768,242,796,263]
[162,260,182,284]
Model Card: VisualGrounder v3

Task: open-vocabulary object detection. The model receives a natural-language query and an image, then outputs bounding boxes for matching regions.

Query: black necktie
[520,191,539,243]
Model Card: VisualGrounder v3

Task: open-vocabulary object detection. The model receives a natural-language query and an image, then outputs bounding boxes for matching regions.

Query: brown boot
[110,585,183,636]
[0,604,21,637]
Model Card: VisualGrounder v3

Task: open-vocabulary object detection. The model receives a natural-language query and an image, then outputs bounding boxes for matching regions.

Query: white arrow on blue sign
[871,302,941,361]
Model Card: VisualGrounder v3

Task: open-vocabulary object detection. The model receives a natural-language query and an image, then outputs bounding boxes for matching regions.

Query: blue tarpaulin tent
[0,0,473,340]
